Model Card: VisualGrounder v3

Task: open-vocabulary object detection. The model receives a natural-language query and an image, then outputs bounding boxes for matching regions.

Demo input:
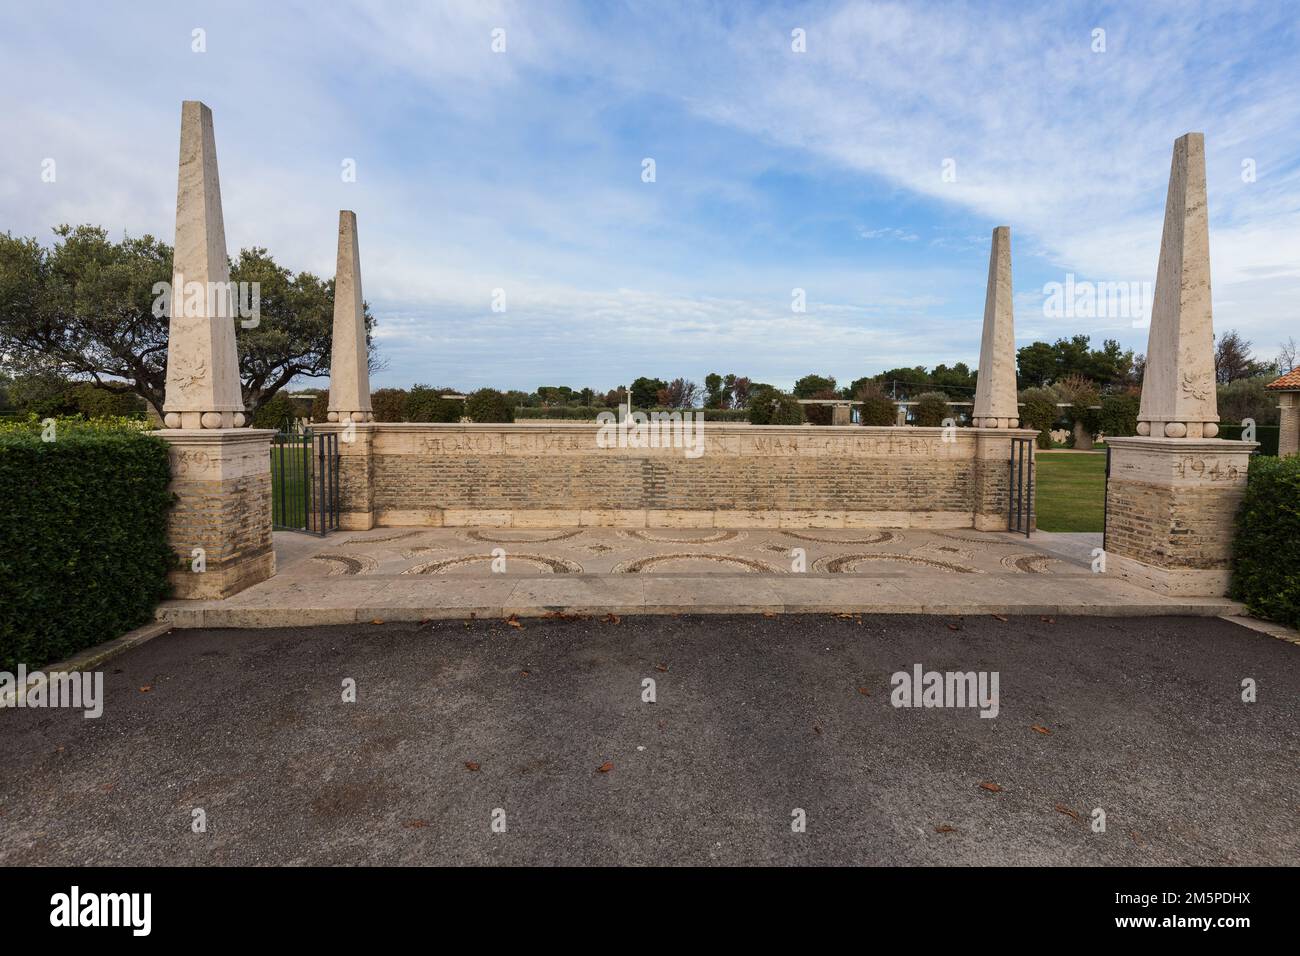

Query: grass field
[270,444,309,530]
[1034,451,1107,532]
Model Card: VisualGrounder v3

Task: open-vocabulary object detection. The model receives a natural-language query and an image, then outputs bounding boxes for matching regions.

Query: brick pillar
[971,428,1037,531]
[1278,393,1298,457]
[318,422,375,530]
[1103,437,1255,596]
[831,404,850,426]
[157,428,276,599]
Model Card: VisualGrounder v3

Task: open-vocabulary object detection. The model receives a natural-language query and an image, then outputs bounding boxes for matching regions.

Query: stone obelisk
[327,211,374,423]
[972,226,1019,428]
[1136,132,1219,439]
[162,100,245,429]
[1104,132,1255,597]
[154,101,276,600]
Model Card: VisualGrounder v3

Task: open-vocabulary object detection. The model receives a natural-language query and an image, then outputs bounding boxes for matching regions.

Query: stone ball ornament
[163,412,182,429]
[1164,421,1188,438]
[200,412,223,429]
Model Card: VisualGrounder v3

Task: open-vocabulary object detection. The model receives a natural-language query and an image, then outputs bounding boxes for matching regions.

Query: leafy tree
[703,372,726,408]
[911,391,951,427]
[371,387,409,422]
[1215,330,1276,384]
[657,378,700,408]
[464,388,514,423]
[406,384,462,422]
[793,373,836,399]
[730,376,752,409]
[855,381,897,426]
[0,225,378,419]
[747,385,804,425]
[1018,387,1060,449]
[629,377,666,409]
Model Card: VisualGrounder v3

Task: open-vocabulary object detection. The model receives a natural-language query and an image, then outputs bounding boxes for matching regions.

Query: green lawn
[1034,451,1107,532]
[270,444,309,529]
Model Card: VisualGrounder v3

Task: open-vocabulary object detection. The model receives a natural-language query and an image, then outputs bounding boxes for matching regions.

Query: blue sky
[2,0,1298,393]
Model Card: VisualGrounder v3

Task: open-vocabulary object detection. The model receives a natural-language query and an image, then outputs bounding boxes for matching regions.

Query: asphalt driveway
[1,614,1295,865]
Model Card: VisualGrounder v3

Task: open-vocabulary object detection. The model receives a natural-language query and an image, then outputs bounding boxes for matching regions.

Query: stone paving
[156,527,1242,628]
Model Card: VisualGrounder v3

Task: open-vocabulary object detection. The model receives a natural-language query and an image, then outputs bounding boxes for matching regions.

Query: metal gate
[1008,437,1034,537]
[270,421,339,535]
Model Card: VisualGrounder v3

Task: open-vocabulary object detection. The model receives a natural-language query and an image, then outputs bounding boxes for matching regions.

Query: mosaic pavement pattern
[295,527,1077,579]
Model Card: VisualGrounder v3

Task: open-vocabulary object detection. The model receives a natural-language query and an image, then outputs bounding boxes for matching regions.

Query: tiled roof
[1266,368,1300,390]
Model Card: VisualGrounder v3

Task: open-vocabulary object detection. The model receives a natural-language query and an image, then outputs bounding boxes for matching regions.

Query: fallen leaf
[520,670,530,677]
[813,725,823,735]
[138,685,152,693]
[835,613,855,619]
[506,614,523,629]
[655,663,668,672]
[604,613,621,625]
[992,614,1008,622]
[978,782,1002,793]
[762,611,777,618]
[464,761,480,771]
[934,824,957,833]
[597,761,614,773]
[403,819,429,829]
[1031,725,1052,735]
[371,618,384,625]
[1040,616,1056,624]
[947,622,961,631]
[100,783,115,792]
[857,686,870,696]
[1130,830,1144,846]
[1055,804,1080,821]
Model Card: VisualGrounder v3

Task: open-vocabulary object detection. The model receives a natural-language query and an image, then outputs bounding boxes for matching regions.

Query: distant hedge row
[0,423,173,670]
[1231,454,1300,629]
[1219,424,1280,457]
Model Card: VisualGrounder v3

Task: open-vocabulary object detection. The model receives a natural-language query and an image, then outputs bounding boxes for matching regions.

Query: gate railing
[271,420,339,535]
[1008,437,1035,537]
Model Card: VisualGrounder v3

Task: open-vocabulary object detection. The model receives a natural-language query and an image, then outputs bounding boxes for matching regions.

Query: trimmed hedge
[0,426,173,669]
[747,387,805,425]
[1219,424,1280,457]
[1231,454,1300,628]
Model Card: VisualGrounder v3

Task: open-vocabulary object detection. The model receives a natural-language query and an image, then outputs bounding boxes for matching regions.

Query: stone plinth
[316,422,376,530]
[1104,437,1255,596]
[156,429,276,599]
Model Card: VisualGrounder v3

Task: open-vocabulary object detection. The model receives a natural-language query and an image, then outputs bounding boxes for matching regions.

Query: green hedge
[0,426,173,669]
[1231,455,1300,629]
[1219,424,1280,457]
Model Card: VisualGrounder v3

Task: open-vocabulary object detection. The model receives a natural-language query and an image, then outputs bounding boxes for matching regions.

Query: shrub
[251,392,300,430]
[802,388,839,426]
[514,405,601,420]
[1018,387,1060,449]
[406,384,462,423]
[747,386,804,425]
[911,391,951,428]
[0,426,173,670]
[464,388,515,423]
[371,388,409,422]
[1231,455,1300,628]
[855,381,897,426]
[310,391,330,423]
[1097,392,1140,438]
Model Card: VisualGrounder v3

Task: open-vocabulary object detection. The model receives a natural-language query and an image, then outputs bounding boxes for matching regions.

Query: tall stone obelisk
[327,211,374,423]
[162,101,246,430]
[1104,132,1255,597]
[1135,132,1219,439]
[972,226,1019,428]
[154,101,276,600]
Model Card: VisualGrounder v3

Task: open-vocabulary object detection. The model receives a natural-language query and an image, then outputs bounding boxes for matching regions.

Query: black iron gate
[1008,437,1034,537]
[271,421,339,535]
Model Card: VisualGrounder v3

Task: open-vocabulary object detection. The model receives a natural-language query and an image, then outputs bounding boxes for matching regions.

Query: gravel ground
[0,613,1295,866]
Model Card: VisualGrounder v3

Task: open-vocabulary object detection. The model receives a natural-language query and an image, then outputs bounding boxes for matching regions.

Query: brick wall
[322,423,1039,529]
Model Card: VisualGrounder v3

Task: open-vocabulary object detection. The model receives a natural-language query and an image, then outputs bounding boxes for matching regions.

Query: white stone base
[1107,552,1232,598]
